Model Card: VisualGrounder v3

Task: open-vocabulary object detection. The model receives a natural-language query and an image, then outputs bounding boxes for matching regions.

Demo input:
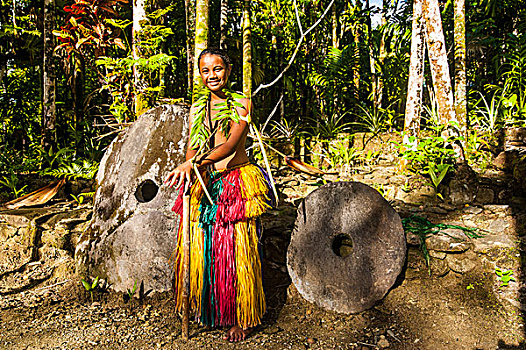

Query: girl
[165,48,275,342]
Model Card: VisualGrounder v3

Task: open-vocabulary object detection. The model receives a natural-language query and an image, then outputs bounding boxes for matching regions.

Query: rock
[78,104,188,292]
[463,206,483,215]
[426,207,448,214]
[443,164,478,205]
[429,251,446,260]
[430,258,450,277]
[504,127,526,151]
[287,182,406,314]
[488,218,511,234]
[377,335,390,348]
[475,187,495,204]
[473,235,517,253]
[513,156,526,193]
[425,234,471,253]
[483,205,511,215]
[446,251,477,274]
[440,228,469,240]
[498,189,512,202]
[493,151,519,171]
[438,203,455,211]
[406,232,420,246]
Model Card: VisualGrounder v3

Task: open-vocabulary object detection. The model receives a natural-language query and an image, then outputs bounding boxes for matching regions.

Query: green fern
[45,160,99,180]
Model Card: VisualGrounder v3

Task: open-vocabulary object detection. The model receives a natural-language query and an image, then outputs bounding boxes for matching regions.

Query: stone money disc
[287,181,406,313]
[79,104,188,293]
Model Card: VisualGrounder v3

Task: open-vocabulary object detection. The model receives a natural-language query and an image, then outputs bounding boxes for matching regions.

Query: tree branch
[294,0,304,36]
[261,94,284,134]
[251,0,336,97]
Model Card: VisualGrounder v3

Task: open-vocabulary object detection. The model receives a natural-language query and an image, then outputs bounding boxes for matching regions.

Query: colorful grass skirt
[171,162,275,329]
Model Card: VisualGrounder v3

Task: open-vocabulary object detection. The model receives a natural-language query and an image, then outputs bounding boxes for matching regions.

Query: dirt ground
[1,249,524,350]
[2,166,526,350]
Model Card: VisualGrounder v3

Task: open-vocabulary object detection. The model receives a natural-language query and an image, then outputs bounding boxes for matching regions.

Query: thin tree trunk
[72,57,85,156]
[219,0,228,49]
[185,0,194,96]
[377,0,388,109]
[193,0,210,99]
[242,0,251,98]
[365,0,378,107]
[454,0,467,141]
[423,0,463,160]
[42,0,56,151]
[332,3,338,49]
[133,0,148,117]
[422,0,455,126]
[353,25,360,95]
[404,0,424,139]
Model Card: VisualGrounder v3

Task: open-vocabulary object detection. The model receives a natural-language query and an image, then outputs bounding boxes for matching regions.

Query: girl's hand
[164,160,193,189]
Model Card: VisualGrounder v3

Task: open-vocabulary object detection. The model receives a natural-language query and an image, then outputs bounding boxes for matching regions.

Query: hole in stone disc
[332,233,354,258]
[135,179,159,203]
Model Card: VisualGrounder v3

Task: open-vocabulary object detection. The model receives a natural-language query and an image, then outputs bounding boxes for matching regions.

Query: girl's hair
[198,48,231,69]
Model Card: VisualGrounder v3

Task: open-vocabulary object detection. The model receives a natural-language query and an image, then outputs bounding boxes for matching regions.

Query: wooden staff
[181,182,191,340]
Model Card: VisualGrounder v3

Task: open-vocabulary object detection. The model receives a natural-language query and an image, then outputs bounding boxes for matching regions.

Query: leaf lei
[189,87,248,150]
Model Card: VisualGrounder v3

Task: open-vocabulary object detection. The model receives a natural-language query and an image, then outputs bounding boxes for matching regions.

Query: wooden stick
[181,182,192,341]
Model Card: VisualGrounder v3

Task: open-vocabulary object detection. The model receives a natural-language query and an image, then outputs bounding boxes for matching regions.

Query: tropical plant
[269,118,300,142]
[320,141,360,172]
[395,133,458,174]
[0,172,28,198]
[426,163,451,200]
[495,268,515,288]
[471,90,504,132]
[125,279,138,303]
[71,191,95,205]
[81,276,100,303]
[96,7,177,124]
[45,159,99,180]
[352,102,400,135]
[306,113,352,140]
[31,145,75,171]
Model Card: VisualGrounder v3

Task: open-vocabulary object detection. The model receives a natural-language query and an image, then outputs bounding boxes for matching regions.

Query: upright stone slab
[287,182,406,313]
[75,104,189,292]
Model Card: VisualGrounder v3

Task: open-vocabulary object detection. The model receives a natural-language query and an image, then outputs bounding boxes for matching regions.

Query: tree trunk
[193,0,210,99]
[72,57,85,156]
[365,0,378,108]
[377,0,388,109]
[454,0,467,141]
[242,0,251,98]
[332,3,338,49]
[133,0,148,117]
[423,0,464,160]
[185,0,194,96]
[42,0,56,151]
[404,0,425,139]
[219,0,228,49]
[353,25,361,95]
[422,0,455,127]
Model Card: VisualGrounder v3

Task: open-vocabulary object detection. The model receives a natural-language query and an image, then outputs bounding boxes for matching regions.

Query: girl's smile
[199,54,231,94]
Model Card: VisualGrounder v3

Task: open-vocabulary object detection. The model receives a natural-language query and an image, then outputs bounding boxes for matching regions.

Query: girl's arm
[165,98,251,188]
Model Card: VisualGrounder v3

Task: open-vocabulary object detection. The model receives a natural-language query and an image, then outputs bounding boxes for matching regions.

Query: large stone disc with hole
[75,104,189,293]
[287,181,406,313]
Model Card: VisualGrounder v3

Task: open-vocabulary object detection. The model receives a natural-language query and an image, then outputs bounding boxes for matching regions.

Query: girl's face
[199,54,231,93]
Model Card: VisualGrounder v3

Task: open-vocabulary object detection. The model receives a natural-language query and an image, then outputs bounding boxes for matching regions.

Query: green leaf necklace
[189,87,248,150]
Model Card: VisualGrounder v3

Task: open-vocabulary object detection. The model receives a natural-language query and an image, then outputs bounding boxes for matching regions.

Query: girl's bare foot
[222,325,253,342]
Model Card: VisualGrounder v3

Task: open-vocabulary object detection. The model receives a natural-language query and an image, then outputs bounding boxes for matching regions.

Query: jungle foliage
[1,0,526,199]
